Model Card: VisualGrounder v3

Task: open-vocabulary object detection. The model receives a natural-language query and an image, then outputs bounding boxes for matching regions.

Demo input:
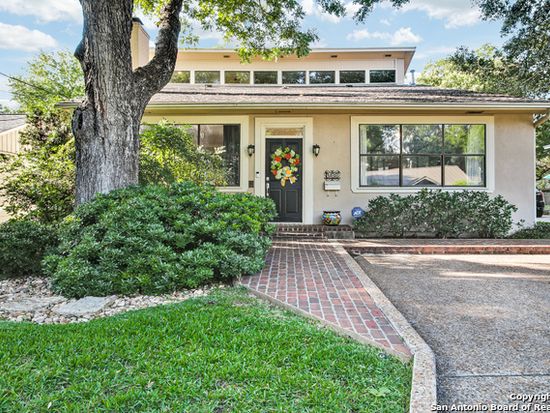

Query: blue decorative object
[351,207,365,219]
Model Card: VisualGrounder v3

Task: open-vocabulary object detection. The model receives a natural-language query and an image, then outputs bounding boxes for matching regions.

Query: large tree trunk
[73,0,182,204]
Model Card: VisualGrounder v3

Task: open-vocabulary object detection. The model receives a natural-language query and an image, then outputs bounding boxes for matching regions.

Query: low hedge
[509,222,550,239]
[0,219,58,279]
[354,189,517,238]
[44,182,276,298]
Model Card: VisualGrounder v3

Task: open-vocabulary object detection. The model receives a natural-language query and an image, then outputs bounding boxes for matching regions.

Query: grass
[0,287,411,412]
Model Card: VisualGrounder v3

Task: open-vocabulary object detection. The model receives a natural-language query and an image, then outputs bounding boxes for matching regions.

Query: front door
[266,138,303,222]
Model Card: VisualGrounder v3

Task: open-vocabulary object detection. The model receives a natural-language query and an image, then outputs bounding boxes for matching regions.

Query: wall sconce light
[247,144,255,156]
[312,144,321,157]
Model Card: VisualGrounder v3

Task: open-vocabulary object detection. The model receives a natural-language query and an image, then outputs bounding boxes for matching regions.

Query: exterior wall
[141,112,536,227]
[303,113,535,226]
[173,55,407,85]
[493,114,536,225]
[0,126,24,154]
[130,21,150,69]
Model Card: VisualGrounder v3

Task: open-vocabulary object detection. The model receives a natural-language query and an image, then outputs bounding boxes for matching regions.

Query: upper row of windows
[170,69,396,85]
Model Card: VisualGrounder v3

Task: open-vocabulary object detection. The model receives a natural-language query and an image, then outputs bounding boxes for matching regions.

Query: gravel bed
[0,276,220,324]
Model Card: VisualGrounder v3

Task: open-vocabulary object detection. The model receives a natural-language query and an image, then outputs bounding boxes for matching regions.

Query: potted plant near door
[322,211,341,226]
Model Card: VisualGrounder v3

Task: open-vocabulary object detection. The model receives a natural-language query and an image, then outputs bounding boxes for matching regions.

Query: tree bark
[73,0,182,204]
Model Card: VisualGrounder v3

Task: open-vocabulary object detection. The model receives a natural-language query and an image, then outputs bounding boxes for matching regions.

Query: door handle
[266,182,270,195]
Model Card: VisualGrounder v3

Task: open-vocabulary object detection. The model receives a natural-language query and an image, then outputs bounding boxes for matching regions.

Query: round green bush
[44,182,276,298]
[354,189,518,238]
[0,219,58,279]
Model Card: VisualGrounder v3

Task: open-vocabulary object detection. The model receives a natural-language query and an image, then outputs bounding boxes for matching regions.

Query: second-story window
[195,71,221,84]
[170,71,190,83]
[309,71,335,84]
[225,71,250,84]
[282,71,306,84]
[254,71,278,84]
[369,70,396,83]
[340,70,365,84]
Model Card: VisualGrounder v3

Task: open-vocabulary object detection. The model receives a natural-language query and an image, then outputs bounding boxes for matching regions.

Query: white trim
[254,117,314,224]
[350,115,495,193]
[141,115,249,192]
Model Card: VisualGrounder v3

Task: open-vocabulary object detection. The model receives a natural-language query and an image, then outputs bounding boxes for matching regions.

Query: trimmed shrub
[0,219,58,279]
[354,189,517,238]
[44,182,276,298]
[509,222,550,239]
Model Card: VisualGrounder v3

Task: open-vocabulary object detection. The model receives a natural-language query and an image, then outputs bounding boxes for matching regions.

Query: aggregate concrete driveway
[357,254,550,406]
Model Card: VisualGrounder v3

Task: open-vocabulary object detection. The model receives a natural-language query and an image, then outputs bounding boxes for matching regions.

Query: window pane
[369,70,396,83]
[282,71,306,84]
[444,124,485,155]
[254,71,278,84]
[402,125,442,154]
[359,124,400,154]
[224,71,250,84]
[444,156,485,186]
[340,70,365,84]
[195,71,220,84]
[171,71,190,83]
[198,125,240,186]
[360,155,400,186]
[309,71,335,84]
[265,127,304,137]
[402,156,442,186]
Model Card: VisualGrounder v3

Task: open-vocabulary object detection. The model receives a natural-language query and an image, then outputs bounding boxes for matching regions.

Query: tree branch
[134,0,183,99]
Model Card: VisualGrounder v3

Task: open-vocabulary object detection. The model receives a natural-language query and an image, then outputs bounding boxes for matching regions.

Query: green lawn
[0,288,411,412]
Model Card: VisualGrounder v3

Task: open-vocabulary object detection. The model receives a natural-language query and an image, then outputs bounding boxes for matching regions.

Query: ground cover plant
[510,222,550,239]
[45,182,276,298]
[355,189,517,238]
[0,288,411,412]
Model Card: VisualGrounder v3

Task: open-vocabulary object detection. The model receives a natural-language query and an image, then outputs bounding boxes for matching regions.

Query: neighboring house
[73,19,550,225]
[0,114,25,155]
[0,114,26,223]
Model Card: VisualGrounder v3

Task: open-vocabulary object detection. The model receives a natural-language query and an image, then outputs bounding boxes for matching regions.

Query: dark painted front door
[266,138,303,222]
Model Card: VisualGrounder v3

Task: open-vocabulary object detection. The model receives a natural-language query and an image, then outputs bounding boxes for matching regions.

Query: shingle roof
[148,84,550,108]
[0,114,26,134]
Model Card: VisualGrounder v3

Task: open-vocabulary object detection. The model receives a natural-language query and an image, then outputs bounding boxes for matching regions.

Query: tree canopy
[418,45,550,182]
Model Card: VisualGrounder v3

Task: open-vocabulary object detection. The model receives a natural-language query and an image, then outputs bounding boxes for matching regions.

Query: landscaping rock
[0,276,219,324]
[0,296,64,312]
[53,296,116,316]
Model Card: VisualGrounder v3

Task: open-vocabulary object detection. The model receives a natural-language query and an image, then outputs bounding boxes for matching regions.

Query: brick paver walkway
[240,239,411,357]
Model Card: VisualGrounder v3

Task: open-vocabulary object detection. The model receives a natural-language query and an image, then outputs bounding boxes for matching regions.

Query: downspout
[534,109,550,128]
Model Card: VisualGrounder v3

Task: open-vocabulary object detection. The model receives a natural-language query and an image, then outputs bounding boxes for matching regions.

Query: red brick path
[240,240,411,357]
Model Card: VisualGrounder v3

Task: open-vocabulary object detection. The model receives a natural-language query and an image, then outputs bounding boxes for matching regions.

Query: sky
[0,0,506,110]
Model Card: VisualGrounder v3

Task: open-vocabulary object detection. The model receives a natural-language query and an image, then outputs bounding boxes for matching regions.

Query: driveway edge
[338,247,437,413]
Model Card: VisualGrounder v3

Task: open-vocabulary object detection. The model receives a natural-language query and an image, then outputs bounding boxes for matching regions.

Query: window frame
[351,116,495,193]
[308,70,336,84]
[339,70,366,84]
[140,115,249,192]
[224,70,251,84]
[194,70,221,84]
[368,69,396,84]
[253,71,278,85]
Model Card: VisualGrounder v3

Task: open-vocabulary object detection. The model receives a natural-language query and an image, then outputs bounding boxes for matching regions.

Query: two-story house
[131,18,549,225]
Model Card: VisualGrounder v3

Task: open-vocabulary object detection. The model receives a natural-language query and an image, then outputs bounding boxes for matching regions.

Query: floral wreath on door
[270,147,300,187]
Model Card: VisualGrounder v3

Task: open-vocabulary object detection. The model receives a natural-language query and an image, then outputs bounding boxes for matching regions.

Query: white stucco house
[93,19,550,225]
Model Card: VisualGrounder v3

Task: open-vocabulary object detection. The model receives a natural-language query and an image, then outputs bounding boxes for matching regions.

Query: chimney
[131,17,151,69]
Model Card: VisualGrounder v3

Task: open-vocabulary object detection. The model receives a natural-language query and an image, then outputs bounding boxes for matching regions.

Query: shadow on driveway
[358,254,550,406]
